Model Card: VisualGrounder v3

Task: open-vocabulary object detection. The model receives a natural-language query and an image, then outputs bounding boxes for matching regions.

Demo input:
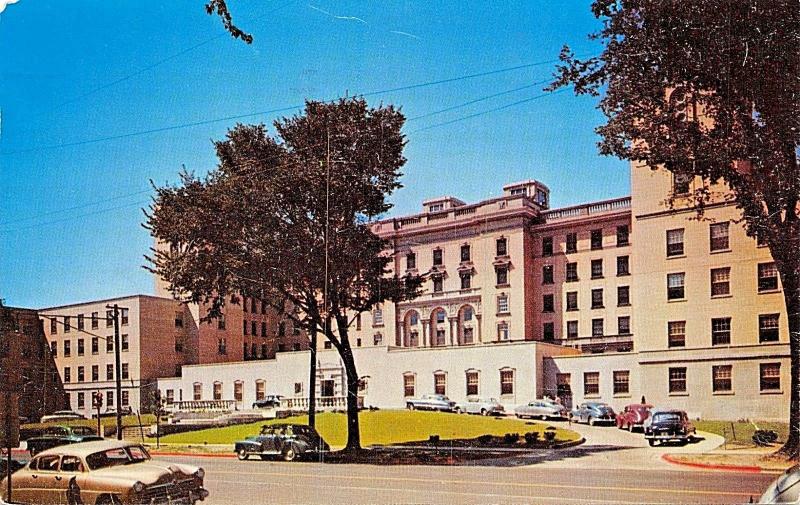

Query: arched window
[213,381,223,400]
[233,380,243,402]
[255,380,266,401]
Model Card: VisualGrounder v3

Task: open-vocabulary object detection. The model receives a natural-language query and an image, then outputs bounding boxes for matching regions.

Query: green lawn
[159,410,580,448]
[695,420,788,447]
[23,414,156,433]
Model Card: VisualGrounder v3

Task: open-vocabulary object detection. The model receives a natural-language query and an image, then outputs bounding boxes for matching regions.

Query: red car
[616,403,653,431]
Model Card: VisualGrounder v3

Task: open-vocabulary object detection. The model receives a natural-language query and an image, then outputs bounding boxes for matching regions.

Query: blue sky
[0,1,628,308]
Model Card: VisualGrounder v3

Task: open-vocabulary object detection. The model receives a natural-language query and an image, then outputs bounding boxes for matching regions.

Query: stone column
[449,317,458,346]
[399,324,406,347]
[475,314,483,343]
[421,321,429,347]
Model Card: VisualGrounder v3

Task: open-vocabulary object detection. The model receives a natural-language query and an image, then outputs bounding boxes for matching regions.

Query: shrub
[524,432,540,445]
[477,434,493,444]
[503,432,520,444]
[428,434,440,443]
[543,427,557,442]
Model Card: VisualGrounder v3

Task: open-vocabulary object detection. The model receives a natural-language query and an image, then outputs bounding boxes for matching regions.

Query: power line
[0,200,150,233]
[0,189,151,227]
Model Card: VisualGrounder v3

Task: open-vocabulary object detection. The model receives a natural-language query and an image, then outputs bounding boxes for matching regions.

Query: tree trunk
[778,267,800,460]
[308,325,317,429]
[335,316,361,451]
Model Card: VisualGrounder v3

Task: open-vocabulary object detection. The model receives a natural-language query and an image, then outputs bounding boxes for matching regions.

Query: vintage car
[515,399,568,420]
[644,408,696,446]
[455,397,505,416]
[405,394,456,412]
[570,402,616,426]
[234,423,330,462]
[615,403,653,431]
[758,464,800,504]
[40,411,86,423]
[27,425,104,456]
[0,439,209,505]
[251,395,284,409]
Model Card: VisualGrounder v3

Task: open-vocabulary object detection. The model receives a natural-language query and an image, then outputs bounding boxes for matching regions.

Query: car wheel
[237,448,249,461]
[407,403,415,410]
[588,417,595,426]
[454,407,462,414]
[540,414,548,421]
[628,423,634,432]
[28,447,37,457]
[283,446,297,462]
[480,409,487,416]
[648,439,656,447]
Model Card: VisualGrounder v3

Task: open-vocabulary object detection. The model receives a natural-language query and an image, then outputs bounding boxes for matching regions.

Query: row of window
[541,225,630,258]
[62,363,129,383]
[71,390,129,409]
[192,379,271,402]
[50,336,129,358]
[406,238,510,271]
[242,319,301,337]
[556,286,631,312]
[666,262,779,301]
[402,369,516,397]
[49,309,130,334]
[667,314,781,347]
[666,221,767,257]
[242,341,304,359]
[552,316,631,340]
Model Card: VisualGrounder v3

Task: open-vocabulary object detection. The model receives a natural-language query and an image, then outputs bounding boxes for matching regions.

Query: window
[613,371,630,394]
[251,298,257,314]
[556,373,572,399]
[261,343,268,357]
[50,341,56,357]
[234,381,243,402]
[566,292,578,311]
[261,301,267,315]
[466,371,479,396]
[77,366,85,382]
[710,222,730,252]
[324,341,332,349]
[435,310,446,324]
[669,367,687,393]
[666,229,685,257]
[462,327,473,344]
[253,321,259,336]
[193,383,202,401]
[711,267,731,296]
[590,229,603,250]
[91,337,98,355]
[406,252,416,270]
[542,236,553,257]
[175,312,183,328]
[106,364,113,381]
[566,233,577,253]
[760,363,781,391]
[120,308,129,325]
[403,374,415,397]
[759,314,780,342]
[712,365,732,392]
[711,318,731,345]
[497,294,509,314]
[261,322,267,337]
[542,265,554,284]
[566,262,578,282]
[500,369,514,395]
[618,316,631,335]
[77,392,85,409]
[64,316,71,333]
[64,340,71,357]
[77,314,84,331]
[64,367,71,383]
[591,319,604,337]
[121,391,129,407]
[121,363,129,379]
[758,263,779,292]
[668,321,686,348]
[433,276,444,292]
[106,337,113,353]
[373,333,383,345]
[243,319,248,336]
[278,322,285,337]
[460,244,471,262]
[409,312,420,326]
[567,321,578,339]
[497,322,509,341]
[591,289,604,309]
[673,172,692,194]
[591,259,603,279]
[255,380,266,401]
[542,294,554,313]
[433,249,443,266]
[107,391,114,407]
[496,238,508,256]
[50,318,57,334]
[616,225,629,247]
[543,322,555,341]
[617,286,630,306]
[460,272,471,290]
[89,365,98,382]
[106,310,113,327]
[373,307,383,326]
[667,272,686,300]
[121,334,129,352]
[77,339,84,356]
[218,315,226,330]
[434,373,446,395]
[166,389,174,405]
[510,187,525,196]
[213,382,223,400]
[429,203,444,212]
[584,372,599,395]
[91,312,99,329]
[496,266,508,286]
[617,256,630,276]
[175,335,184,353]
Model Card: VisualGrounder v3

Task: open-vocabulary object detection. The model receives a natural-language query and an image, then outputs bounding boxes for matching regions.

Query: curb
[661,453,762,473]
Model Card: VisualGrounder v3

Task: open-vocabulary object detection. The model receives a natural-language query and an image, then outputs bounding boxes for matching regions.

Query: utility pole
[106,304,123,440]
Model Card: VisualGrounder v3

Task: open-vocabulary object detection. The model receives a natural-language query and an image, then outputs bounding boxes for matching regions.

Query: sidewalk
[662,444,794,474]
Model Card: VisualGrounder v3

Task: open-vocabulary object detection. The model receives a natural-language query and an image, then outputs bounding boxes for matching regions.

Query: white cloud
[0,0,20,14]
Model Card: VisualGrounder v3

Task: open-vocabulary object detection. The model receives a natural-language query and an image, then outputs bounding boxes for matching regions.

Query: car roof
[37,439,140,458]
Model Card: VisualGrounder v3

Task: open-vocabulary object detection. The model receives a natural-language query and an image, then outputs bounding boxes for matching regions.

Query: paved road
[160,454,774,504]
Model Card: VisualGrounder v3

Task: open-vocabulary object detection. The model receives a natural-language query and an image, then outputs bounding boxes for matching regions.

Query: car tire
[237,448,249,461]
[407,403,415,410]
[588,417,595,426]
[540,415,548,421]
[454,407,462,414]
[628,423,634,432]
[648,439,656,447]
[480,409,487,416]
[283,446,297,462]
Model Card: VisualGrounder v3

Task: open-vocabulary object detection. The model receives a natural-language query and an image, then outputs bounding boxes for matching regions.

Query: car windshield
[86,445,151,470]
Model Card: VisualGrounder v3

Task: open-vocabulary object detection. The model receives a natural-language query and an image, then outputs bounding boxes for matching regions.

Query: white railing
[283,396,364,410]
[543,197,631,223]
[167,400,236,413]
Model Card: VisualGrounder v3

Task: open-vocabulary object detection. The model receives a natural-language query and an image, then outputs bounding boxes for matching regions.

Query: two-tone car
[644,408,696,446]
[1,439,209,505]
[454,397,505,416]
[616,403,653,432]
[515,400,568,420]
[40,411,86,423]
[26,425,104,456]
[234,423,330,462]
[405,394,456,412]
[570,402,616,426]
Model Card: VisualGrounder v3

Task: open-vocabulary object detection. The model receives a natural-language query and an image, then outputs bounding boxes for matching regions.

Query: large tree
[146,98,421,451]
[551,0,800,458]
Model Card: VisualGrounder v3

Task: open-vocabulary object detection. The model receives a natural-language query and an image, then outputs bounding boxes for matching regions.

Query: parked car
[455,397,504,416]
[1,439,209,505]
[405,394,456,412]
[92,406,133,418]
[758,464,800,503]
[26,425,104,456]
[616,403,653,431]
[252,395,284,409]
[515,399,568,420]
[570,402,616,425]
[40,410,86,423]
[234,423,330,462]
[643,408,696,446]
